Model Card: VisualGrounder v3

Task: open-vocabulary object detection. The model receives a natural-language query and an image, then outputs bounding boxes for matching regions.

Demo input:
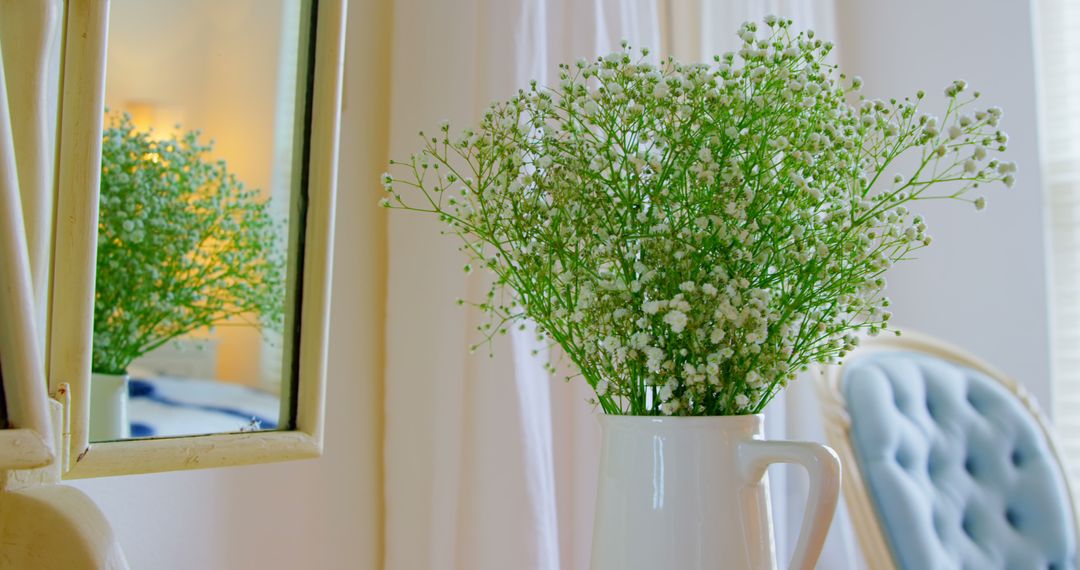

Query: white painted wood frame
[817,331,1080,569]
[49,0,346,478]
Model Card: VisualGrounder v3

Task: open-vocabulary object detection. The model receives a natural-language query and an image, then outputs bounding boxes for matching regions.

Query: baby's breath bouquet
[383,18,1015,416]
[92,113,286,375]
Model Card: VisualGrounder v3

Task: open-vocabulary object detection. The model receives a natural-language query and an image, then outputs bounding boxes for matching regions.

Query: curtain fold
[0,0,63,343]
[1038,0,1080,478]
[385,2,658,568]
[385,2,861,568]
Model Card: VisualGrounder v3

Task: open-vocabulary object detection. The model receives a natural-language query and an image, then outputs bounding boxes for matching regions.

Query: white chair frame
[817,330,1080,569]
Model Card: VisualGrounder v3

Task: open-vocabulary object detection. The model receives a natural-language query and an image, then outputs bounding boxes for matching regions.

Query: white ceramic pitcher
[590,415,840,570]
[89,372,130,441]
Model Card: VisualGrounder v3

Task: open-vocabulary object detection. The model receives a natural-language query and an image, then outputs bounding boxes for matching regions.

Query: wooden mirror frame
[49,0,345,478]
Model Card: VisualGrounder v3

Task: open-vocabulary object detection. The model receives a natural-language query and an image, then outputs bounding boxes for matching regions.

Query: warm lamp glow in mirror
[90,0,312,441]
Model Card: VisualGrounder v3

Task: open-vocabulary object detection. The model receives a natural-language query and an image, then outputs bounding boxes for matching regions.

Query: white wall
[104,0,285,193]
[67,2,390,568]
[835,0,1053,409]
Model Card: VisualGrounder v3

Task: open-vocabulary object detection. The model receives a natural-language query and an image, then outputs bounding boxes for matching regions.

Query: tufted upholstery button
[926,397,937,420]
[894,392,906,413]
[966,390,981,413]
[964,456,977,478]
[1012,449,1025,468]
[932,508,945,537]
[927,453,940,479]
[896,448,911,470]
[1005,507,1020,530]
[961,510,975,539]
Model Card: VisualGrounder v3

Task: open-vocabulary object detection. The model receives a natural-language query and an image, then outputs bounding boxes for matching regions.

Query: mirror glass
[90,0,312,441]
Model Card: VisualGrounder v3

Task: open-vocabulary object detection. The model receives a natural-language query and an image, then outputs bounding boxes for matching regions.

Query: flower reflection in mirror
[92,113,286,377]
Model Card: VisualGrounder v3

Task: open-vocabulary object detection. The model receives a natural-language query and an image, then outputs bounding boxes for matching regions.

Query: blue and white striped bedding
[128,376,280,438]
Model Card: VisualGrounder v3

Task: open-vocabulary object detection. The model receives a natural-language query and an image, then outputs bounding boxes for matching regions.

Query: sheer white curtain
[384,1,862,568]
[385,1,658,569]
[1039,0,1080,479]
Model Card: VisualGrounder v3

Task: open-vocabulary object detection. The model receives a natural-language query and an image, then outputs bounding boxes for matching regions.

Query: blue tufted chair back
[843,350,1078,570]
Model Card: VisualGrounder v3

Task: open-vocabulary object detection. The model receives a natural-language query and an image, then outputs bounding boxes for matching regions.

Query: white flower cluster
[385,18,1015,416]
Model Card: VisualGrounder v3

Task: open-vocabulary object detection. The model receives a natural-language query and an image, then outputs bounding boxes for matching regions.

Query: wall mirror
[49,0,344,477]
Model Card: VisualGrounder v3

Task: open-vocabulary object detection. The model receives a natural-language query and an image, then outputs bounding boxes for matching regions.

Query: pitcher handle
[739,440,841,570]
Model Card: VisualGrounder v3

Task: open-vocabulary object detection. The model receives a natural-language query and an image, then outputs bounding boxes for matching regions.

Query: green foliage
[385,19,1016,415]
[92,113,286,374]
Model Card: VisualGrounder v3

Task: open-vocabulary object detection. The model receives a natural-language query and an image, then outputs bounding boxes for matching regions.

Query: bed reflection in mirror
[89,0,312,441]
